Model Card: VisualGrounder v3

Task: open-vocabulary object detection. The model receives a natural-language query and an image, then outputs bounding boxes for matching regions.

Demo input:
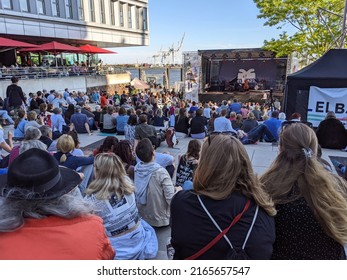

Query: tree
[254,0,345,63]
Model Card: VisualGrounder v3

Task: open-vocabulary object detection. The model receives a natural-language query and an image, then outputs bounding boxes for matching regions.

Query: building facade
[0,0,149,47]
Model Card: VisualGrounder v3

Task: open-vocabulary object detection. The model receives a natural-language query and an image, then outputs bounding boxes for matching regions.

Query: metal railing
[0,65,128,80]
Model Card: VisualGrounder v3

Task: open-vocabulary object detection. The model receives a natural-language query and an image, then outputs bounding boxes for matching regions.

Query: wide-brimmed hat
[0,148,82,200]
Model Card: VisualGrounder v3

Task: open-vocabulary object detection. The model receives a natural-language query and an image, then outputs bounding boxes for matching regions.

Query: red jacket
[100,95,108,108]
[0,215,115,260]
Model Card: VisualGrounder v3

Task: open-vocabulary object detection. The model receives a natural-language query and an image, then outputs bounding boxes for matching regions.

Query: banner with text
[183,51,200,102]
[308,86,347,128]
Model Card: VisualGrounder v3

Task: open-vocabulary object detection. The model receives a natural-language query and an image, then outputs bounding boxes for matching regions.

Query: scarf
[134,161,161,205]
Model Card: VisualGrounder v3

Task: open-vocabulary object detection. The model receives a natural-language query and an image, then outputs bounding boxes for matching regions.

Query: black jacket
[6,84,26,107]
[171,191,275,259]
[316,118,347,149]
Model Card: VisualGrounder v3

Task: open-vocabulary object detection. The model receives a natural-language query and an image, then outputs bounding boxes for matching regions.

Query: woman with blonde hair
[54,135,93,171]
[170,134,276,259]
[85,153,158,260]
[261,123,347,259]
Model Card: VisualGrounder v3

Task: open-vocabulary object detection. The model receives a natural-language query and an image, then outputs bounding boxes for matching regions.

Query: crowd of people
[0,76,346,260]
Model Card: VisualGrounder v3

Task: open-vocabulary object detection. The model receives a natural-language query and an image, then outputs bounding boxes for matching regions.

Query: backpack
[165,127,178,148]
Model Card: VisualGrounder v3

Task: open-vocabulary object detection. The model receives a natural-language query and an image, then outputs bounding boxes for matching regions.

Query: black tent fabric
[284,49,347,121]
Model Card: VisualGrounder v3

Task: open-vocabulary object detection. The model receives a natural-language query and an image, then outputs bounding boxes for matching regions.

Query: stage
[197,90,284,104]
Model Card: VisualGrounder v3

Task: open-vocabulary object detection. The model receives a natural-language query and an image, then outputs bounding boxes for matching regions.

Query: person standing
[6,76,27,110]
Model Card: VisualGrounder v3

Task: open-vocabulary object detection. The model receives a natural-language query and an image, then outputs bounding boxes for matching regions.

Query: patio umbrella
[79,44,117,54]
[0,37,38,48]
[20,41,81,66]
[79,45,117,66]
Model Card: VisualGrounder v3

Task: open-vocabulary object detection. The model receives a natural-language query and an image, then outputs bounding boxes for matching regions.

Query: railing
[0,65,128,80]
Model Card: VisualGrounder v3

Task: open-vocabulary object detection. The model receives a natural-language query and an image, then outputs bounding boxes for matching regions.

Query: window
[19,0,30,12]
[77,0,84,20]
[100,0,105,24]
[2,0,13,10]
[89,0,95,22]
[110,1,115,25]
[127,5,132,28]
[142,7,148,30]
[52,0,60,17]
[135,7,140,29]
[37,0,46,15]
[119,2,124,27]
[65,0,73,19]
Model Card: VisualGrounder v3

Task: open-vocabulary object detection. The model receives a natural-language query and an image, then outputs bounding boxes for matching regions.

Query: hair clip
[302,148,313,159]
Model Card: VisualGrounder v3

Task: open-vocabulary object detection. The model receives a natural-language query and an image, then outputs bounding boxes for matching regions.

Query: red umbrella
[0,37,38,48]
[79,44,117,54]
[20,41,81,54]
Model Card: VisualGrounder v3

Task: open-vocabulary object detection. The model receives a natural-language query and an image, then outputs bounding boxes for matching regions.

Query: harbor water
[126,68,182,88]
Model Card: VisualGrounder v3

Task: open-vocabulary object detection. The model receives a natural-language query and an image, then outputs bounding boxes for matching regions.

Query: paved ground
[5,125,346,260]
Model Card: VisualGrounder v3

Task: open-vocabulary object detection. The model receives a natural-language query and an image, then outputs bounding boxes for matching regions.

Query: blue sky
[101,0,288,64]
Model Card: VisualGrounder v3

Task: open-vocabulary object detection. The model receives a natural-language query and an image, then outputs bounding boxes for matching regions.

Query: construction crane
[168,33,185,65]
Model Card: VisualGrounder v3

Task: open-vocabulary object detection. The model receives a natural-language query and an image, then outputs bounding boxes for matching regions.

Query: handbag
[185,196,259,260]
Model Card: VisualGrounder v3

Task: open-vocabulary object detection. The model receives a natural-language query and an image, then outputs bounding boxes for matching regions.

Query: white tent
[130,77,150,89]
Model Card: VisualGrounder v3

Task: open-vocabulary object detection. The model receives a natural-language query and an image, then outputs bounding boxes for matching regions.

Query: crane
[169,33,185,65]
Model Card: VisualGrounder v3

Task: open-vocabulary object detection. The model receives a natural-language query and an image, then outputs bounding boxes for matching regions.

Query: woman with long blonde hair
[85,153,158,260]
[170,134,276,259]
[261,123,347,259]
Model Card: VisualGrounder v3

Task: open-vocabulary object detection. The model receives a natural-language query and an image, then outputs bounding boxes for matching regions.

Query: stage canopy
[285,49,347,121]
[198,48,287,92]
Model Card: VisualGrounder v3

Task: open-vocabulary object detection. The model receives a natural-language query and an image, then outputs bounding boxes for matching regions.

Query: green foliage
[254,0,345,62]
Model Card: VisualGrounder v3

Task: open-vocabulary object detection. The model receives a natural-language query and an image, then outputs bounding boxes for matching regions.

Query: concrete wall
[0,73,131,98]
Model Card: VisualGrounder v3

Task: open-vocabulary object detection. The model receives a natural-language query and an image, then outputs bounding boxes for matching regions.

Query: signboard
[308,86,347,128]
[183,51,200,102]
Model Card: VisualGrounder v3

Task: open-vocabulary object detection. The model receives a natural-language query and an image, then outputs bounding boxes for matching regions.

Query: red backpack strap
[185,199,251,260]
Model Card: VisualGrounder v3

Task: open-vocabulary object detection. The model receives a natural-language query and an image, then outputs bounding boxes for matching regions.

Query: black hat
[0,148,82,200]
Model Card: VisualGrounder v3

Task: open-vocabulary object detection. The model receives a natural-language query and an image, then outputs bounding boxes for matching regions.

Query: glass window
[19,0,30,12]
[127,5,132,28]
[65,0,73,19]
[142,7,148,30]
[52,0,60,17]
[100,0,105,24]
[119,2,124,27]
[2,0,13,10]
[135,7,140,29]
[89,0,95,22]
[77,0,84,20]
[110,1,115,25]
[37,0,46,15]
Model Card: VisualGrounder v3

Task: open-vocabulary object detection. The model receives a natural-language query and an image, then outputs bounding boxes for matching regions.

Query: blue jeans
[0,110,14,124]
[243,124,275,144]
